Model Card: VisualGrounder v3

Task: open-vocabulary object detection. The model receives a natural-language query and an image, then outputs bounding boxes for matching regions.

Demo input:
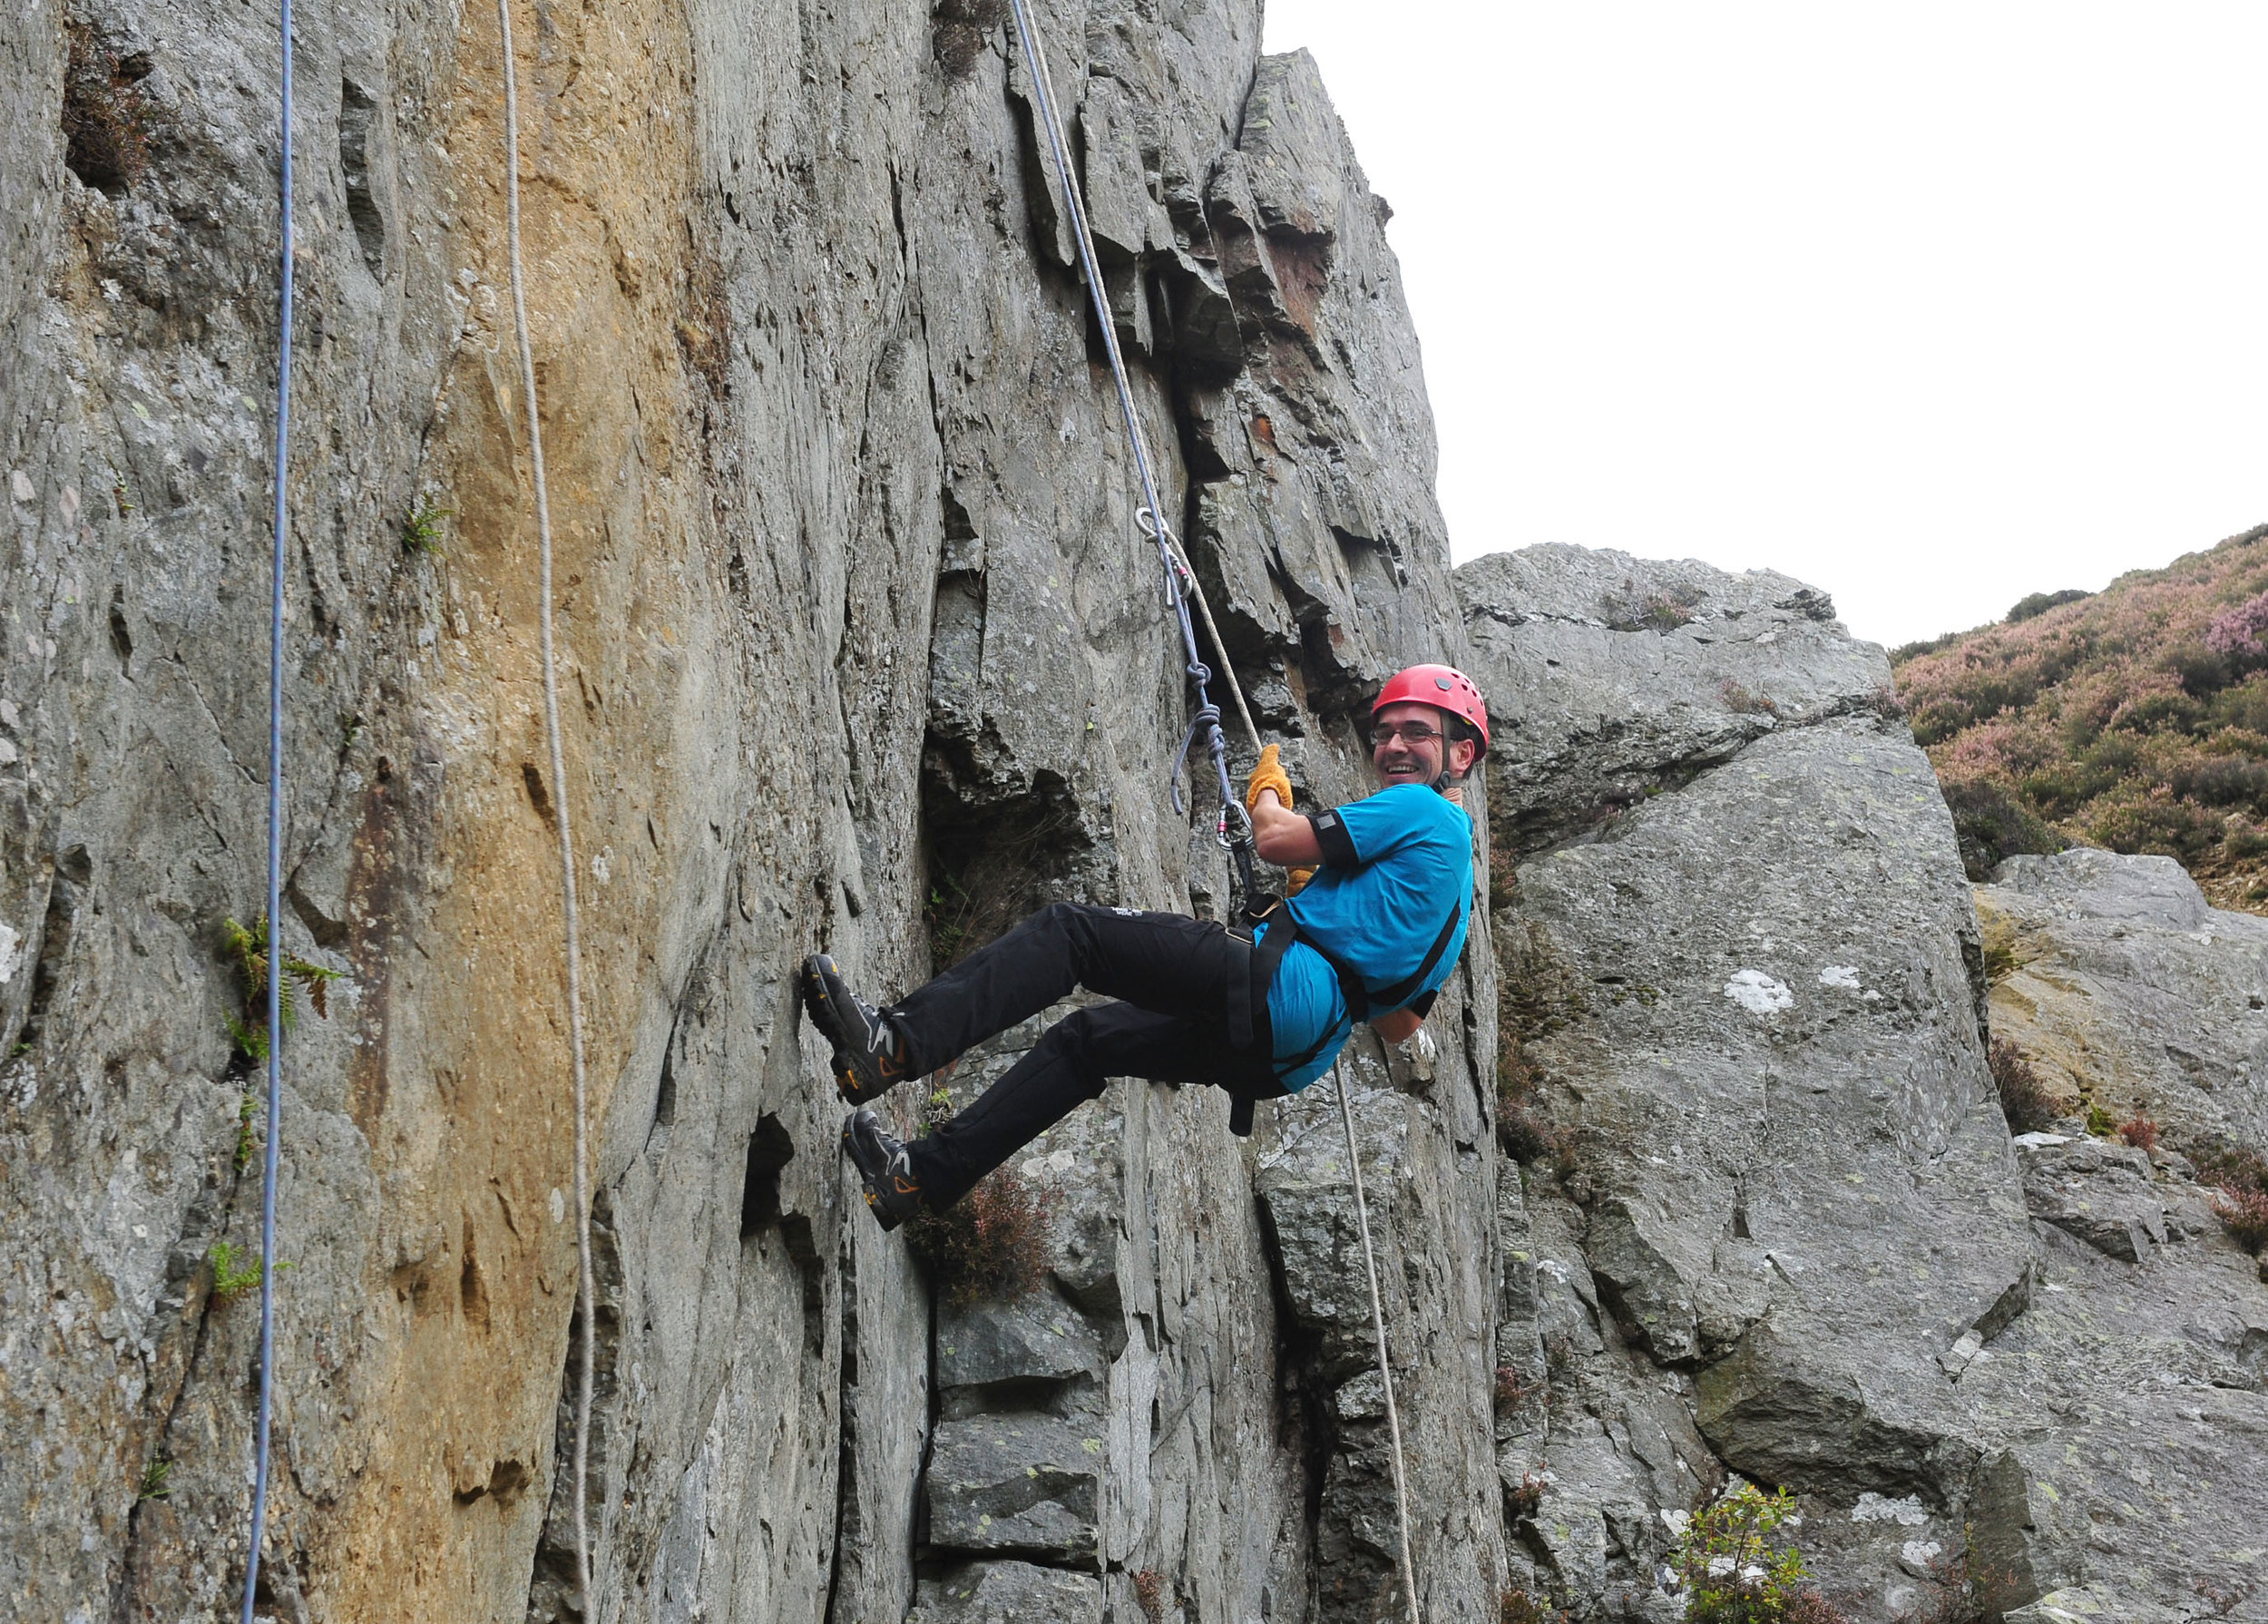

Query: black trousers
[892,902,1283,1210]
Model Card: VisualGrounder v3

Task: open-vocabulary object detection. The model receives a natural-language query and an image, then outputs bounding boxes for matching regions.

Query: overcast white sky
[1259,2,2268,649]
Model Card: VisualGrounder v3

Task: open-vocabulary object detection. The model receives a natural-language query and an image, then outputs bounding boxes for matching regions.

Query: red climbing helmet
[1373,663,1490,756]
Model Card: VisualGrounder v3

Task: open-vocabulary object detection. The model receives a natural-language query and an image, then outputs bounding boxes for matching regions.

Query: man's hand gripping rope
[1244,744,1317,894]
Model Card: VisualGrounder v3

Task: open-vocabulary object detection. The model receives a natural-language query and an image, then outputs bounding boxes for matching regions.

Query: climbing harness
[495,3,600,1613]
[1333,1057,1422,1624]
[1000,4,1423,1613]
[239,0,294,1610]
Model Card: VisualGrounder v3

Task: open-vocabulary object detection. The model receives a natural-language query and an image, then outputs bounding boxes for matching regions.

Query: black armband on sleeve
[1308,807,1359,867]
[1406,989,1439,1018]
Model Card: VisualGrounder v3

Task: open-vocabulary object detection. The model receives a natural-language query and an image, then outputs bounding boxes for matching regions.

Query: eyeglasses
[1367,722,1444,748]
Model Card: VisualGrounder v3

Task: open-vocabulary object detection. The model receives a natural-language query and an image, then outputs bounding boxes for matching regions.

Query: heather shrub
[2194,1143,2268,1255]
[1721,679,1780,717]
[1940,776,2067,880]
[2084,787,2223,862]
[2167,641,2236,698]
[2118,1117,2160,1155]
[1893,526,2268,900]
[1507,1468,1549,1520]
[2214,1188,2268,1255]
[1495,1364,1537,1411]
[906,1164,1053,1307]
[1501,1102,1579,1179]
[2008,588,2092,623]
[1989,1038,2057,1134]
[62,25,152,194]
[2205,591,2268,660]
[1896,1540,2018,1624]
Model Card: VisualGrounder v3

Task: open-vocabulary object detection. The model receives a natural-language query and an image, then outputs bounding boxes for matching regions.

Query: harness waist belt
[1247,898,1466,1085]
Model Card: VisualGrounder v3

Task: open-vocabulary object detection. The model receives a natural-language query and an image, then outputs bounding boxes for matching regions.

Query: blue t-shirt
[1260,784,1474,1091]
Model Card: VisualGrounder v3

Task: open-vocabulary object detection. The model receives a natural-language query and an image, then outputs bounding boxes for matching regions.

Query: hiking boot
[800,954,915,1104]
[841,1110,924,1231]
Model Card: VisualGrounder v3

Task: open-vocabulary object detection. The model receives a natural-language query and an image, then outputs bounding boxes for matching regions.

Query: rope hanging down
[1332,1058,1422,1624]
[496,4,601,1615]
[1002,0,1256,850]
[239,0,295,1611]
[1000,5,1422,1617]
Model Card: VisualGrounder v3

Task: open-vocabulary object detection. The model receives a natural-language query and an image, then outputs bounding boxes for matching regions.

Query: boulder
[1979,848,2268,1156]
[924,1413,1105,1561]
[912,1558,1103,1623]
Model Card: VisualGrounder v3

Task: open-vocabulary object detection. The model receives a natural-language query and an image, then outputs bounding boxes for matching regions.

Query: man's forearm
[1252,791,1324,866]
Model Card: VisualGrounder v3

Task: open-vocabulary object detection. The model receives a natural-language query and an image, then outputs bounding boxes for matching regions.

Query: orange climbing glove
[1244,746,1316,894]
[1244,744,1294,813]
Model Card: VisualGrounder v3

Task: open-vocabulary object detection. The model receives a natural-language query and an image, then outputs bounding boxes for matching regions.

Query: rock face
[3,2,1498,1619]
[1461,550,2268,1622]
[1980,848,2268,1156]
[1968,853,2268,1623]
[8,0,2266,1617]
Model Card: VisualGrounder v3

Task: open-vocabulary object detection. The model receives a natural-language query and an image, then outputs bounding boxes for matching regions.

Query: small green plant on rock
[402,501,453,554]
[924,876,973,968]
[137,1455,172,1502]
[221,915,340,1064]
[1674,1483,1847,1623]
[2083,1101,2116,1138]
[233,1091,259,1173]
[206,1239,285,1302]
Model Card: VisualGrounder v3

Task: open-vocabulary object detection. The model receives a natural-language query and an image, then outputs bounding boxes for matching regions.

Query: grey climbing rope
[1000,6,1423,1615]
[495,4,600,1615]
[239,0,294,1609]
[1332,1058,1422,1624]
[1003,0,1256,845]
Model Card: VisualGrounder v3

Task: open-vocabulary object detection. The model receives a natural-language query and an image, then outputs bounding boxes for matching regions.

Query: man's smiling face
[1371,700,1475,788]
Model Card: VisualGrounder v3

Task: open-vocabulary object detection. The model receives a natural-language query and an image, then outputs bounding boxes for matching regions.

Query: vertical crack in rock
[338,79,386,281]
[524,1195,624,1624]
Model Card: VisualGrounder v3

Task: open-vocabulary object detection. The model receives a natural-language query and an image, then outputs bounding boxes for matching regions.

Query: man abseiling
[800,663,1488,1228]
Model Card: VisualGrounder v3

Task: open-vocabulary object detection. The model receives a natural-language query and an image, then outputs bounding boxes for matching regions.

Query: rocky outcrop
[1980,848,2268,1159]
[1967,852,2268,1621]
[1461,549,2268,1622]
